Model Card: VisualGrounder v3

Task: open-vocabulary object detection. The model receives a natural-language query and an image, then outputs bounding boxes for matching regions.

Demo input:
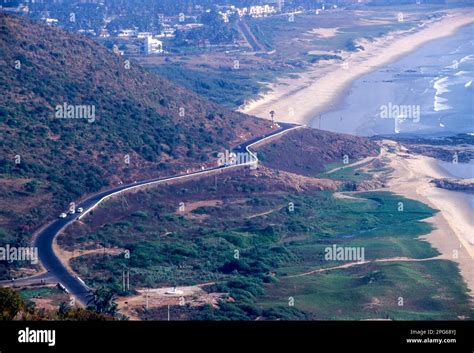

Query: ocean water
[312,23,474,136]
[438,160,474,179]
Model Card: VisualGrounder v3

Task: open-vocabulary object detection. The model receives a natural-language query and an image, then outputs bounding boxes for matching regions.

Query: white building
[145,36,163,54]
[44,18,58,26]
[118,29,136,37]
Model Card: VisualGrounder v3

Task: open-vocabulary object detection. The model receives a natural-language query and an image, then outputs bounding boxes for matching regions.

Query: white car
[59,213,67,218]
[75,275,87,286]
[77,207,83,213]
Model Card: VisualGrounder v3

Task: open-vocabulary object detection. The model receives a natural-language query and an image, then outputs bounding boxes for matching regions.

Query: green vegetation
[87,287,118,316]
[138,9,442,109]
[19,287,61,301]
[261,260,472,320]
[0,287,25,320]
[0,227,30,279]
[175,10,238,45]
[148,63,266,108]
[238,9,443,74]
[319,165,371,183]
[64,172,472,320]
[0,287,115,320]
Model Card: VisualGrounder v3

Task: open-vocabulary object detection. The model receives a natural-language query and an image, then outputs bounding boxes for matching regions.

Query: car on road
[75,275,86,286]
[59,213,67,218]
[68,209,75,215]
[77,207,83,213]
[58,282,69,294]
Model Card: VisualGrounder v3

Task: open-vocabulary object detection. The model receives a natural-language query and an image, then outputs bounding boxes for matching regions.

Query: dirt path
[333,192,364,201]
[246,206,283,219]
[237,20,266,52]
[286,255,446,278]
[325,149,384,175]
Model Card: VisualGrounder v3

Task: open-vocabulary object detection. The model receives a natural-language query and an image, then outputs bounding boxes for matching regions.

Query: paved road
[0,271,56,287]
[2,122,301,305]
[237,20,265,52]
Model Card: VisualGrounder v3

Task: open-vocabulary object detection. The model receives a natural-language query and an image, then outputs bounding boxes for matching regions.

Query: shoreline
[385,141,474,301]
[240,9,474,126]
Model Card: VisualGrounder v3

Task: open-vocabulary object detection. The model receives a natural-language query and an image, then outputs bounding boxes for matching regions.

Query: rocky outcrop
[430,178,474,192]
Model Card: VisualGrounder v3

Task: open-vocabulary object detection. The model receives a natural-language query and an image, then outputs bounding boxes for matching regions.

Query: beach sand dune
[386,142,474,300]
[241,9,474,126]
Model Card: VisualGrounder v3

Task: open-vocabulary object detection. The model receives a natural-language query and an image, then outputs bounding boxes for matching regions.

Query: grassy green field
[318,164,372,182]
[19,286,62,301]
[260,260,472,320]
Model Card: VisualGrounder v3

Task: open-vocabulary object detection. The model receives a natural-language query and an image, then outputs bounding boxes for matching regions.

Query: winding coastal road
[1,122,302,305]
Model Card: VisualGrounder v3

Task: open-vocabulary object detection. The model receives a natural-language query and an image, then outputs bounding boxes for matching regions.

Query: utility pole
[127,270,130,291]
[122,269,125,290]
[122,267,130,291]
[122,268,125,291]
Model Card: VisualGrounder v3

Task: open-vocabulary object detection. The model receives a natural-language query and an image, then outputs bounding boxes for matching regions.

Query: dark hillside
[0,13,269,260]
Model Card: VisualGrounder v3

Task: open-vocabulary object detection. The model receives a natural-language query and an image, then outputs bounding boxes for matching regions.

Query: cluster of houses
[227,4,277,19]
[105,30,166,54]
[1,0,290,55]
[218,1,284,22]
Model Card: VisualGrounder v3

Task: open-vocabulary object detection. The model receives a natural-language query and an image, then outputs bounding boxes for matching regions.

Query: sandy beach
[240,9,474,125]
[385,141,474,300]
